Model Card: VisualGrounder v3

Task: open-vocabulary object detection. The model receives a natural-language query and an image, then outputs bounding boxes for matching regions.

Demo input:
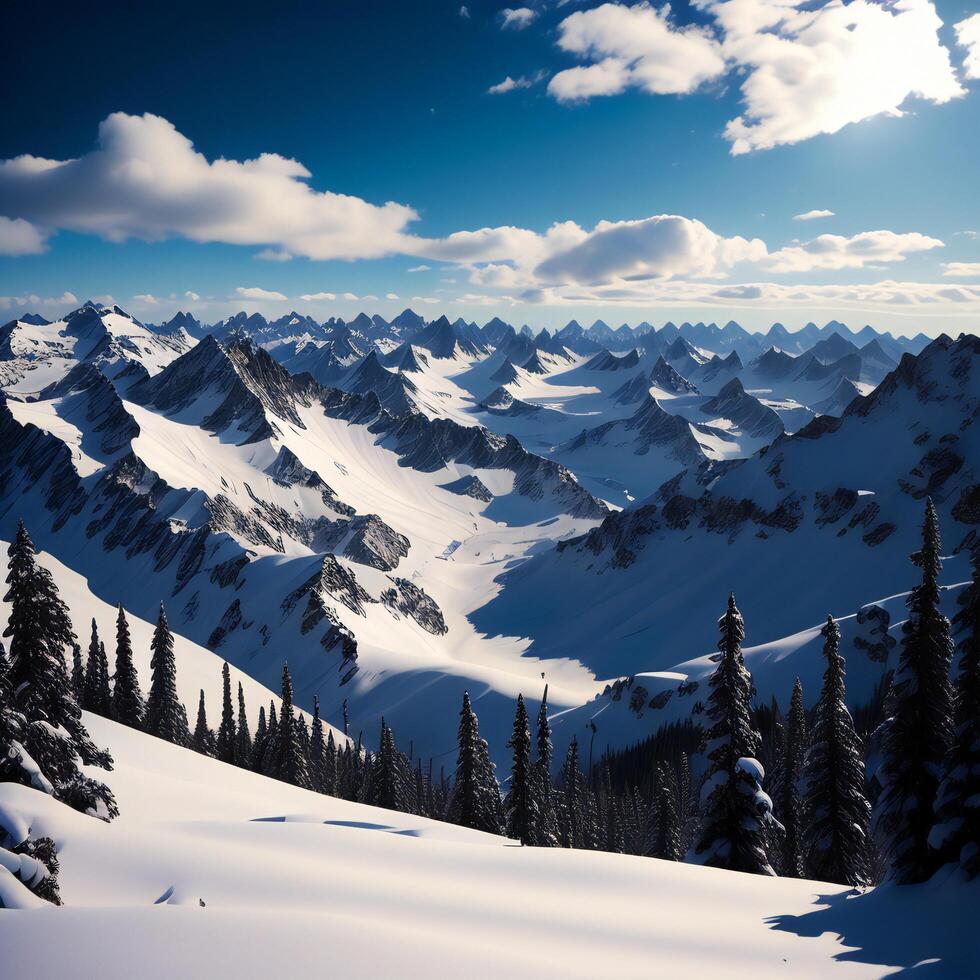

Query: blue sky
[1,0,978,334]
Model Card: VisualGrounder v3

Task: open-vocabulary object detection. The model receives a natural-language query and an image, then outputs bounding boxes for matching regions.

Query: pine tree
[111,605,144,728]
[361,720,411,811]
[931,552,980,877]
[777,678,808,878]
[260,701,279,776]
[876,499,954,883]
[144,603,190,746]
[0,833,62,905]
[250,705,267,772]
[677,752,695,853]
[2,521,116,818]
[309,695,326,792]
[504,694,540,845]
[70,644,84,703]
[235,682,252,768]
[557,738,584,848]
[692,594,776,875]
[268,664,312,789]
[191,689,216,756]
[445,691,503,834]
[215,662,236,764]
[648,763,683,860]
[534,686,559,846]
[83,620,111,718]
[802,617,872,886]
[323,730,338,796]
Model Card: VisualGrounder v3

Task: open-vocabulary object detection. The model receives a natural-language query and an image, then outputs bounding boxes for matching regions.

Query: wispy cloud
[793,209,834,222]
[488,70,547,95]
[500,7,537,31]
[235,286,287,301]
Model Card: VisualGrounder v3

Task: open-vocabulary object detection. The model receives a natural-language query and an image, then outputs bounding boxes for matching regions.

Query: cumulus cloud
[184,290,201,301]
[300,291,337,301]
[0,112,418,261]
[793,209,834,222]
[0,291,78,310]
[956,14,980,79]
[488,71,547,94]
[0,216,48,255]
[133,293,158,304]
[549,3,724,101]
[386,293,399,300]
[942,262,980,277]
[235,286,287,301]
[547,0,964,153]
[500,7,538,30]
[709,0,964,154]
[766,230,944,272]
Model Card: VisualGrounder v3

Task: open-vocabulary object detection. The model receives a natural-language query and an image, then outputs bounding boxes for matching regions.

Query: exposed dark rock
[381,577,448,635]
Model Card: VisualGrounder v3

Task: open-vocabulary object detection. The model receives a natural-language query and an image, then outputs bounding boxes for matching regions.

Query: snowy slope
[3,716,976,978]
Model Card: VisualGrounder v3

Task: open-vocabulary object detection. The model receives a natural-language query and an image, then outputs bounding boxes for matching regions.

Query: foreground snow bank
[0,714,976,978]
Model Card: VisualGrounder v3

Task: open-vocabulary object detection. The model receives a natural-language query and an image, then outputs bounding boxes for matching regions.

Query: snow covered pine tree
[692,594,778,875]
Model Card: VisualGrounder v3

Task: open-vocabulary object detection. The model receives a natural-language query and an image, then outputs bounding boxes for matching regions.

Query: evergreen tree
[215,662,236,764]
[144,603,190,747]
[803,617,872,886]
[83,620,111,718]
[445,691,503,834]
[361,720,411,811]
[692,594,776,875]
[235,682,252,769]
[70,644,84,703]
[309,695,326,792]
[931,552,980,877]
[111,605,144,728]
[191,689,216,756]
[323,730,338,796]
[602,764,624,853]
[268,664,312,789]
[557,738,585,848]
[777,678,808,878]
[876,499,954,883]
[676,752,695,854]
[260,701,279,776]
[648,763,683,860]
[533,686,559,847]
[250,705,267,772]
[2,521,116,817]
[504,694,540,845]
[0,832,62,905]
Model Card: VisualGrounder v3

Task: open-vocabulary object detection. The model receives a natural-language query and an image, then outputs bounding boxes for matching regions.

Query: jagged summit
[701,377,784,440]
[650,355,698,394]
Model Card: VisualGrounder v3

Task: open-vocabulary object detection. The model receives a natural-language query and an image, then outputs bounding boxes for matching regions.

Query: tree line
[2,497,978,906]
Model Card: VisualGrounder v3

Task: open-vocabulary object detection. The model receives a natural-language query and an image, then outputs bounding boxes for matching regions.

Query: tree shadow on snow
[767,878,980,978]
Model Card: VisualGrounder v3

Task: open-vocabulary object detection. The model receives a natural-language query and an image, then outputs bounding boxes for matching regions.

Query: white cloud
[0,291,79,311]
[0,112,418,261]
[549,3,725,101]
[956,13,980,79]
[412,295,441,305]
[184,290,201,301]
[386,293,400,300]
[133,293,158,304]
[793,209,834,221]
[235,286,287,301]
[255,247,293,262]
[711,0,964,154]
[548,0,964,153]
[766,230,944,272]
[488,71,547,95]
[942,262,980,277]
[343,292,359,301]
[0,216,48,255]
[300,291,337,301]
[407,264,431,272]
[500,7,538,30]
